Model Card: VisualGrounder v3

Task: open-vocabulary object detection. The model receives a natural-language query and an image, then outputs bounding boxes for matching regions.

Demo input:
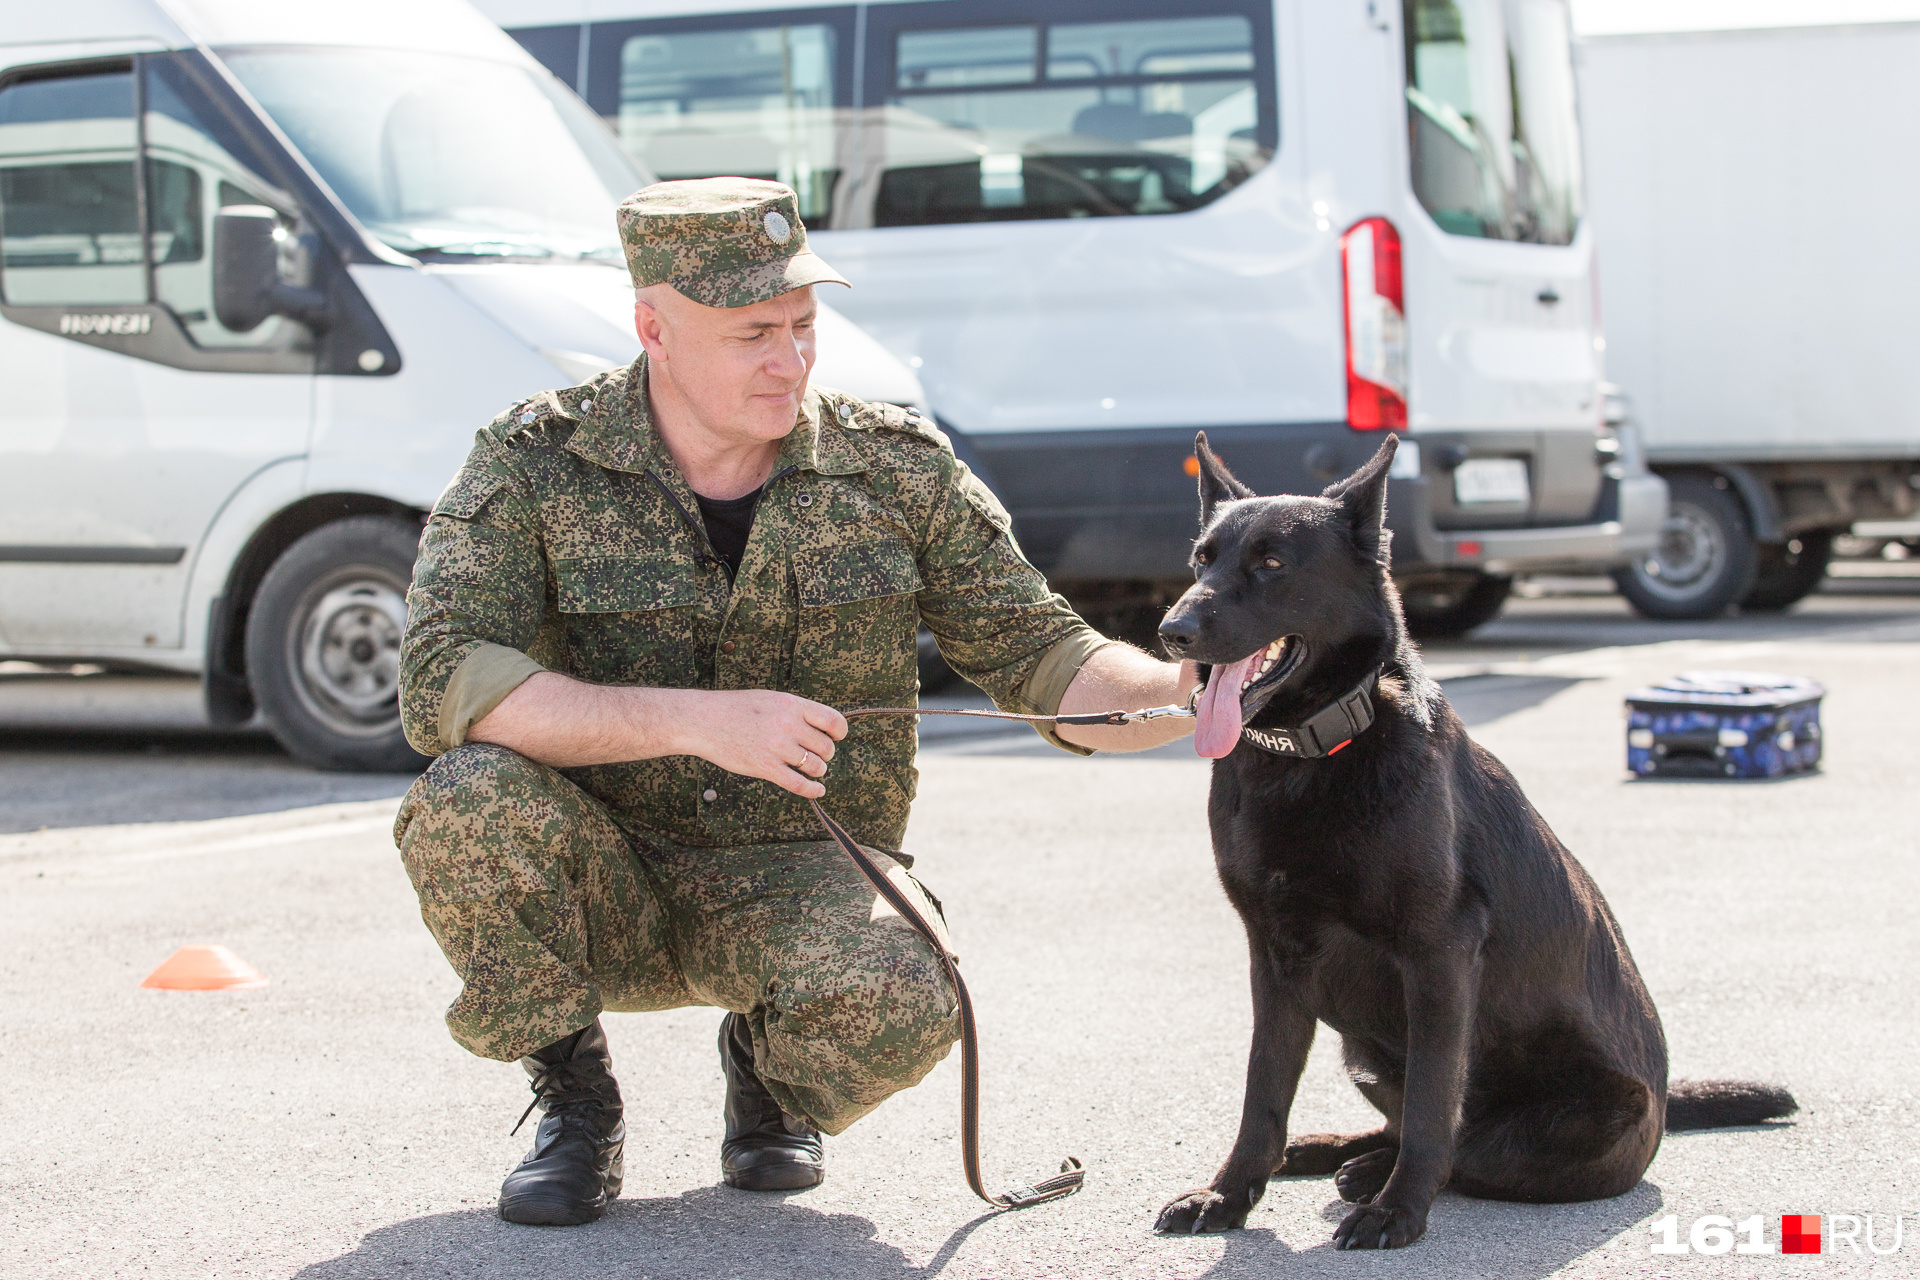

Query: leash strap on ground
[803,696,1199,1208]
[804,794,1084,1210]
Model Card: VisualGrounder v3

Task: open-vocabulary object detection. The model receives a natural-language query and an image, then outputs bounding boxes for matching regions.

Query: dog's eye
[1262,557,1284,569]
[1194,551,1210,565]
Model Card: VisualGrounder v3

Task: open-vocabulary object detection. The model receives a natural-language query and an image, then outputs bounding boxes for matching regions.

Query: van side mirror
[213,206,327,332]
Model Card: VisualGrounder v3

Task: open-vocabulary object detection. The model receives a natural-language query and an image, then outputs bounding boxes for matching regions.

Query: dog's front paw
[1334,1148,1396,1203]
[1332,1199,1427,1250]
[1155,1187,1251,1234]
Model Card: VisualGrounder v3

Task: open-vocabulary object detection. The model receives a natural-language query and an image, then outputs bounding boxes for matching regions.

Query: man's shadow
[1170,1180,1663,1279]
[292,1184,998,1280]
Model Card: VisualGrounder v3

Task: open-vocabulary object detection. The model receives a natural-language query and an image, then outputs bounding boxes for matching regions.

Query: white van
[0,0,925,769]
[479,0,1664,639]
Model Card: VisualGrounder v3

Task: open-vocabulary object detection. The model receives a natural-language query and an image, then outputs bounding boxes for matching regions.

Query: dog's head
[1159,433,1405,757]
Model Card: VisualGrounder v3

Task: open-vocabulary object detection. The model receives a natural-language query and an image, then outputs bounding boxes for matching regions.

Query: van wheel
[246,516,429,772]
[1612,475,1757,620]
[1740,530,1834,612]
[1400,573,1512,638]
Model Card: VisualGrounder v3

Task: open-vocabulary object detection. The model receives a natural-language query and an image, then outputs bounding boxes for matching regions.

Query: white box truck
[1578,10,1920,617]
[0,0,925,769]
[479,0,1667,641]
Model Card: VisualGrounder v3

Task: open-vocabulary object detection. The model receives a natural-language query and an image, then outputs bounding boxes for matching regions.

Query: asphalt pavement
[2,580,1917,1277]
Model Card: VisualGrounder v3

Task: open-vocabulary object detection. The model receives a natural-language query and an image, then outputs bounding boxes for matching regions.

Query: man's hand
[468,673,847,798]
[667,689,848,799]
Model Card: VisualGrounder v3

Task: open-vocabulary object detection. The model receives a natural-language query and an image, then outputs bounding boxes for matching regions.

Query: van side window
[871,9,1273,226]
[143,55,305,350]
[1403,0,1582,244]
[0,57,313,360]
[0,70,146,306]
[616,24,840,224]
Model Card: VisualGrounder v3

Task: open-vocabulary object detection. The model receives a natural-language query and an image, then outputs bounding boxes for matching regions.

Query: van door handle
[1536,288,1561,306]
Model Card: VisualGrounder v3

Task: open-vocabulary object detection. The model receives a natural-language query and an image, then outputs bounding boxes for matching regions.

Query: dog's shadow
[1175,1180,1662,1279]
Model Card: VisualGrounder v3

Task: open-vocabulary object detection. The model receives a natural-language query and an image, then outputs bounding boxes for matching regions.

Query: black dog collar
[1240,670,1381,759]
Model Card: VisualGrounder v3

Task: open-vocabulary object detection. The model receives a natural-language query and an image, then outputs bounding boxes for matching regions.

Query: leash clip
[1125,703,1195,722]
[1121,685,1204,722]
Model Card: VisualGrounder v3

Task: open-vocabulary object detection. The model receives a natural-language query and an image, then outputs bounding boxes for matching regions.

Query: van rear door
[1397,0,1601,531]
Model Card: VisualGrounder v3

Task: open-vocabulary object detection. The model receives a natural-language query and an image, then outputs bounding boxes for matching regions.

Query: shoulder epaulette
[833,395,944,445]
[495,386,597,447]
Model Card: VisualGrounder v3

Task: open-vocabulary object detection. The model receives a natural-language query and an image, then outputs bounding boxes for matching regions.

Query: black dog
[1153,434,1794,1250]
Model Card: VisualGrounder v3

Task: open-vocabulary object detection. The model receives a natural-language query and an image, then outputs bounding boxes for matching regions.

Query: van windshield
[220,48,648,260]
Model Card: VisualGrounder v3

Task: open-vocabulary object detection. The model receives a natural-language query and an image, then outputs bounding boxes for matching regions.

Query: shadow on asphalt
[291,1188,921,1279]
[289,1182,1662,1278]
[1182,1181,1661,1278]
[0,727,418,833]
[1439,674,1587,727]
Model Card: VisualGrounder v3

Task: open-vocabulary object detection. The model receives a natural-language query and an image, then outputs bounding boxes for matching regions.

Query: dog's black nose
[1158,614,1197,650]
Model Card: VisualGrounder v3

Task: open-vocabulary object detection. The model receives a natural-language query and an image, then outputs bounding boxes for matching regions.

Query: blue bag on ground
[1625,671,1823,778]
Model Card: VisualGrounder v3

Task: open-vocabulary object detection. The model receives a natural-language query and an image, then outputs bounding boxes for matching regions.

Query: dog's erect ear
[1195,431,1254,527]
[1323,435,1397,565]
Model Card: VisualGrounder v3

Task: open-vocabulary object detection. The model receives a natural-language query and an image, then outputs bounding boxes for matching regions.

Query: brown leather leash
[804,694,1199,1210]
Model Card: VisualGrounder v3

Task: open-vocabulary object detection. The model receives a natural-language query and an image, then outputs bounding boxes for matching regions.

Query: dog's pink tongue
[1194,654,1259,758]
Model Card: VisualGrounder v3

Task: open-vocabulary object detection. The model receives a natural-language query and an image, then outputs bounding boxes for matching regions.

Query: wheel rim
[1635,501,1727,601]
[287,570,407,739]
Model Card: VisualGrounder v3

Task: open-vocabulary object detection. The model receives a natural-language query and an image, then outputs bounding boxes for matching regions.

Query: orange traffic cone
[140,944,269,991]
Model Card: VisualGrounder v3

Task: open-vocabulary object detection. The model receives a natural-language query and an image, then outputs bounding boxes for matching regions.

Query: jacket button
[702,788,718,803]
[720,640,736,654]
[797,492,813,507]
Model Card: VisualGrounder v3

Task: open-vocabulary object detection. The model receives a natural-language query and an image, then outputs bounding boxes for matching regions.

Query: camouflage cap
[617,177,849,308]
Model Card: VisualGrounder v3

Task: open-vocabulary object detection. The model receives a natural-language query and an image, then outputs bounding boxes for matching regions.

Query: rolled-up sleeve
[399,436,550,756]
[914,458,1114,754]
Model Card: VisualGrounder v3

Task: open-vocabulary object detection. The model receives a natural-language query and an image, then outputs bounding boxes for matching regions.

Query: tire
[1399,572,1513,639]
[1612,475,1758,620]
[916,626,961,694]
[1740,529,1834,612]
[245,516,430,772]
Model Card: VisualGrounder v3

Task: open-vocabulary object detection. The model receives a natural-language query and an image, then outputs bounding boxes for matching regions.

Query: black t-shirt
[693,486,763,578]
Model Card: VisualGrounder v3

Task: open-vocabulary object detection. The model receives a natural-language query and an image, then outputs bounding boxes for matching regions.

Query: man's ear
[1322,435,1397,566]
[1195,431,1254,527]
[634,296,667,361]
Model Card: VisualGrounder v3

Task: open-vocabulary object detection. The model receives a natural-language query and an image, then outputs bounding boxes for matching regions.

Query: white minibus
[0,0,924,769]
[478,0,1664,640]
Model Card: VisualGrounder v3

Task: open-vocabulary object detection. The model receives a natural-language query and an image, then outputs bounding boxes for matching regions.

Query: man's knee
[395,742,590,904]
[762,932,960,1133]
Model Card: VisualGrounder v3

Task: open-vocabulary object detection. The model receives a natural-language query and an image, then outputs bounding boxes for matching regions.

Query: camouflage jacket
[399,356,1109,850]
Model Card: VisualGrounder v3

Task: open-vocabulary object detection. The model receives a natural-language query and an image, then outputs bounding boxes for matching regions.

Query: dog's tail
[1665,1079,1799,1130]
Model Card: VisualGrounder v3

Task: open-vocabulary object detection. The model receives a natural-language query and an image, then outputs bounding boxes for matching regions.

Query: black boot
[498,1021,625,1225]
[720,1012,825,1191]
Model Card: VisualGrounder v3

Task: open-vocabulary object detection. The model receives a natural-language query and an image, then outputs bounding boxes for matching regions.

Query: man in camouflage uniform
[395,177,1197,1226]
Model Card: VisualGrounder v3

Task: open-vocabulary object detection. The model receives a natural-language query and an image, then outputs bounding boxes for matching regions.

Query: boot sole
[498,1196,611,1226]
[723,1164,826,1192]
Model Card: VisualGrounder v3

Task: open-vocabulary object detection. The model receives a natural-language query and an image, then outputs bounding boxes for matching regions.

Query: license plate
[1453,458,1531,505]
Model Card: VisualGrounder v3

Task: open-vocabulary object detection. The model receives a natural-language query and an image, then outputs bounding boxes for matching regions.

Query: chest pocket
[789,539,921,700]
[553,555,705,688]
[554,556,700,614]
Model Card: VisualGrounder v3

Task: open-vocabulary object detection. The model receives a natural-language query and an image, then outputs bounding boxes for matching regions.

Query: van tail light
[1342,216,1407,430]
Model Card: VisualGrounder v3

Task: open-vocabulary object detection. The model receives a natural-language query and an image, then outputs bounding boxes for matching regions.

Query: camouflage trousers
[394,743,960,1136]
